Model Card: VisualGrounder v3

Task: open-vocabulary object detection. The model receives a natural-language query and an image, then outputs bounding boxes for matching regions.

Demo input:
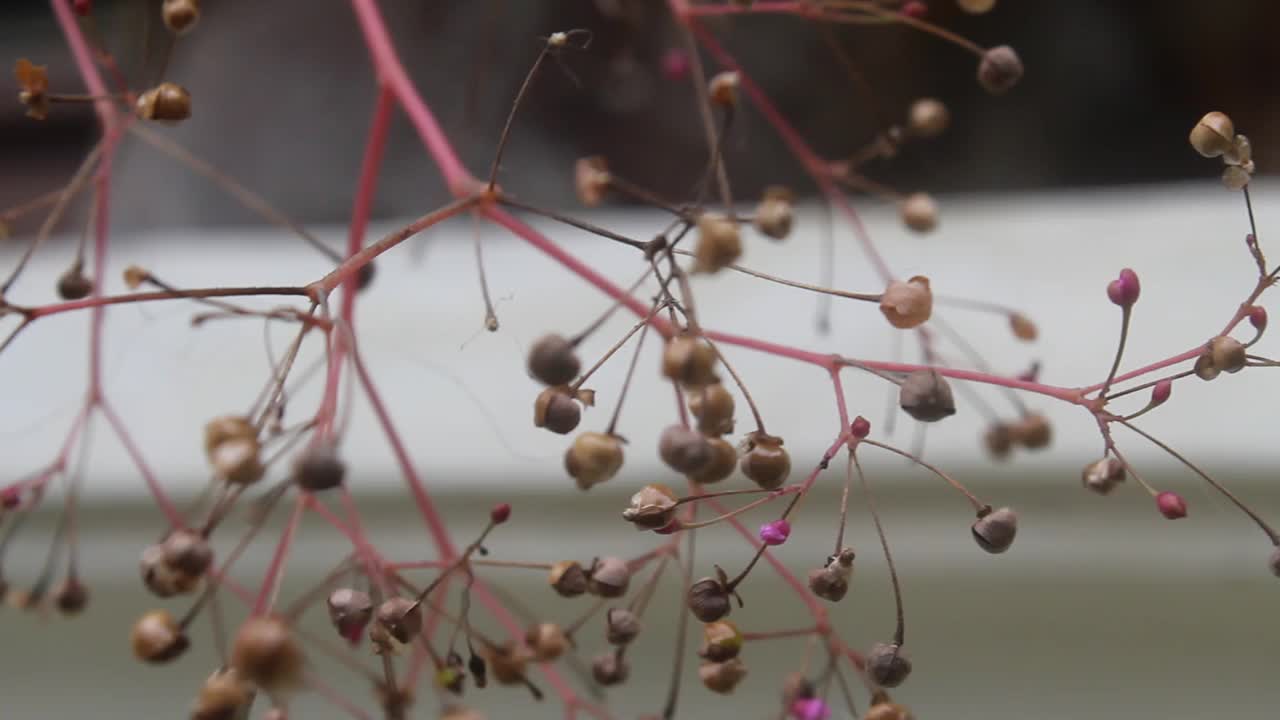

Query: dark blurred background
[3,0,1279,231]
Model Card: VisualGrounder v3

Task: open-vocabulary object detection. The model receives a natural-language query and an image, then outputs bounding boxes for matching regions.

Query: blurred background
[2,1,1279,719]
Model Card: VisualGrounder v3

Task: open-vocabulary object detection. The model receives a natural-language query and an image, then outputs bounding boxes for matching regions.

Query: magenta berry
[490,502,511,525]
[791,698,831,720]
[759,519,791,546]
[661,47,690,81]
[1156,491,1188,519]
[1106,268,1140,307]
[851,415,871,439]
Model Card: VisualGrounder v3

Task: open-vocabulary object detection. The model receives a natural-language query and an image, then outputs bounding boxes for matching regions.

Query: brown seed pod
[564,432,624,490]
[203,415,254,456]
[231,616,304,693]
[482,643,531,686]
[527,334,580,386]
[622,483,679,529]
[753,186,794,241]
[135,82,192,122]
[161,529,213,577]
[907,98,949,138]
[548,560,589,597]
[807,565,849,602]
[1189,111,1235,158]
[591,651,629,686]
[972,506,1018,554]
[210,436,264,485]
[376,597,423,644]
[699,657,748,694]
[525,622,569,662]
[976,45,1023,95]
[53,577,89,615]
[605,607,641,645]
[162,0,199,34]
[327,587,373,642]
[662,334,719,387]
[740,432,790,491]
[708,71,740,108]
[687,577,732,622]
[866,642,913,687]
[1194,349,1221,381]
[533,388,581,435]
[1008,312,1038,341]
[865,699,915,720]
[292,444,346,492]
[689,437,738,485]
[899,193,938,234]
[57,267,93,300]
[699,620,743,661]
[898,370,956,422]
[693,213,743,274]
[587,556,631,598]
[1081,457,1125,495]
[140,542,201,597]
[191,667,252,720]
[983,422,1014,460]
[1009,413,1051,449]
[1208,335,1247,374]
[574,156,610,207]
[689,383,736,436]
[132,609,190,663]
[879,276,933,329]
[659,425,713,474]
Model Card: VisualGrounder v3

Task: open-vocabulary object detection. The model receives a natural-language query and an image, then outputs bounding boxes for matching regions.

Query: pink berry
[1151,379,1172,406]
[490,503,511,524]
[1106,268,1141,307]
[850,416,871,439]
[1156,491,1187,519]
[760,519,791,546]
[661,48,690,82]
[791,697,831,720]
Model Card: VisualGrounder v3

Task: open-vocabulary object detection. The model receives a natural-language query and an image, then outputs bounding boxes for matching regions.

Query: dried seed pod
[740,432,790,491]
[689,437,738,485]
[659,425,713,474]
[976,45,1023,95]
[1081,457,1125,495]
[622,483,679,529]
[699,657,748,694]
[605,607,641,645]
[687,577,732,622]
[708,71,739,107]
[140,543,200,597]
[441,706,485,720]
[1009,413,1051,449]
[564,432,624,490]
[972,506,1018,554]
[898,370,956,422]
[899,193,938,234]
[376,597,423,644]
[57,267,93,300]
[1194,348,1221,381]
[231,616,304,693]
[1008,312,1037,341]
[534,388,581,435]
[693,213,743,274]
[135,82,192,122]
[699,620,743,661]
[807,548,855,603]
[591,651,629,686]
[1208,336,1247,374]
[754,187,794,241]
[327,588,373,643]
[482,643,531,686]
[879,276,933,329]
[662,334,719,387]
[162,0,199,34]
[983,422,1014,460]
[1189,111,1235,158]
[53,577,89,615]
[191,667,252,720]
[588,556,631,598]
[292,444,346,492]
[866,643,912,687]
[548,560,589,597]
[15,58,50,120]
[210,436,264,485]
[689,383,736,436]
[907,98,949,137]
[204,415,256,457]
[1225,134,1252,166]
[574,156,610,207]
[525,623,569,662]
[527,334,580,386]
[1223,165,1251,190]
[161,529,213,577]
[132,609,189,663]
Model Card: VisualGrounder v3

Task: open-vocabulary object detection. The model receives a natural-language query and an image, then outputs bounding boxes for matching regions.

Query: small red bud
[490,503,511,524]
[1151,379,1172,407]
[850,416,871,439]
[1156,491,1187,519]
[1248,305,1267,332]
[1106,268,1140,307]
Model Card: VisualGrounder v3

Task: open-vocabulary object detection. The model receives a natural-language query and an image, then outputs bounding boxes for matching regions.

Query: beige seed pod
[527,334,580,386]
[191,667,252,720]
[907,98,949,137]
[753,187,794,241]
[699,657,748,694]
[162,0,200,34]
[1009,412,1051,449]
[210,436,264,485]
[135,82,192,122]
[1189,111,1235,158]
[740,432,791,490]
[1222,165,1251,191]
[574,156,610,207]
[524,623,570,662]
[132,609,190,664]
[879,276,933,329]
[899,192,938,234]
[977,45,1023,95]
[588,556,631,598]
[689,383,736,436]
[865,699,915,720]
[693,213,743,274]
[161,529,214,577]
[1081,456,1125,495]
[708,71,740,108]
[983,422,1014,460]
[230,616,304,693]
[53,577,89,615]
[662,334,719,387]
[564,432,625,490]
[866,642,913,688]
[622,483,679,529]
[548,560,589,597]
[1209,335,1246,373]
[687,577,732,622]
[699,620,743,662]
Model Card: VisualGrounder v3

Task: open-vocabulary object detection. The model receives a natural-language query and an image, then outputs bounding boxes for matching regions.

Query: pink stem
[255,495,306,614]
[100,401,183,527]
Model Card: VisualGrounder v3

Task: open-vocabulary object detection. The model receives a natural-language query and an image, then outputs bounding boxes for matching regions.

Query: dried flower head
[694,213,743,274]
[564,432,624,490]
[622,483,679,529]
[231,616,304,693]
[376,597,423,644]
[971,506,1018,553]
[1208,335,1247,374]
[977,45,1023,94]
[132,609,189,663]
[1189,111,1235,158]
[740,432,790,490]
[880,276,933,329]
[1081,456,1125,495]
[662,334,719,387]
[866,642,913,687]
[700,657,749,694]
[588,556,631,598]
[605,607,641,645]
[482,643,532,686]
[807,548,855,602]
[574,156,611,206]
[527,334,580,386]
[899,370,956,422]
[899,193,938,234]
[548,560,589,597]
